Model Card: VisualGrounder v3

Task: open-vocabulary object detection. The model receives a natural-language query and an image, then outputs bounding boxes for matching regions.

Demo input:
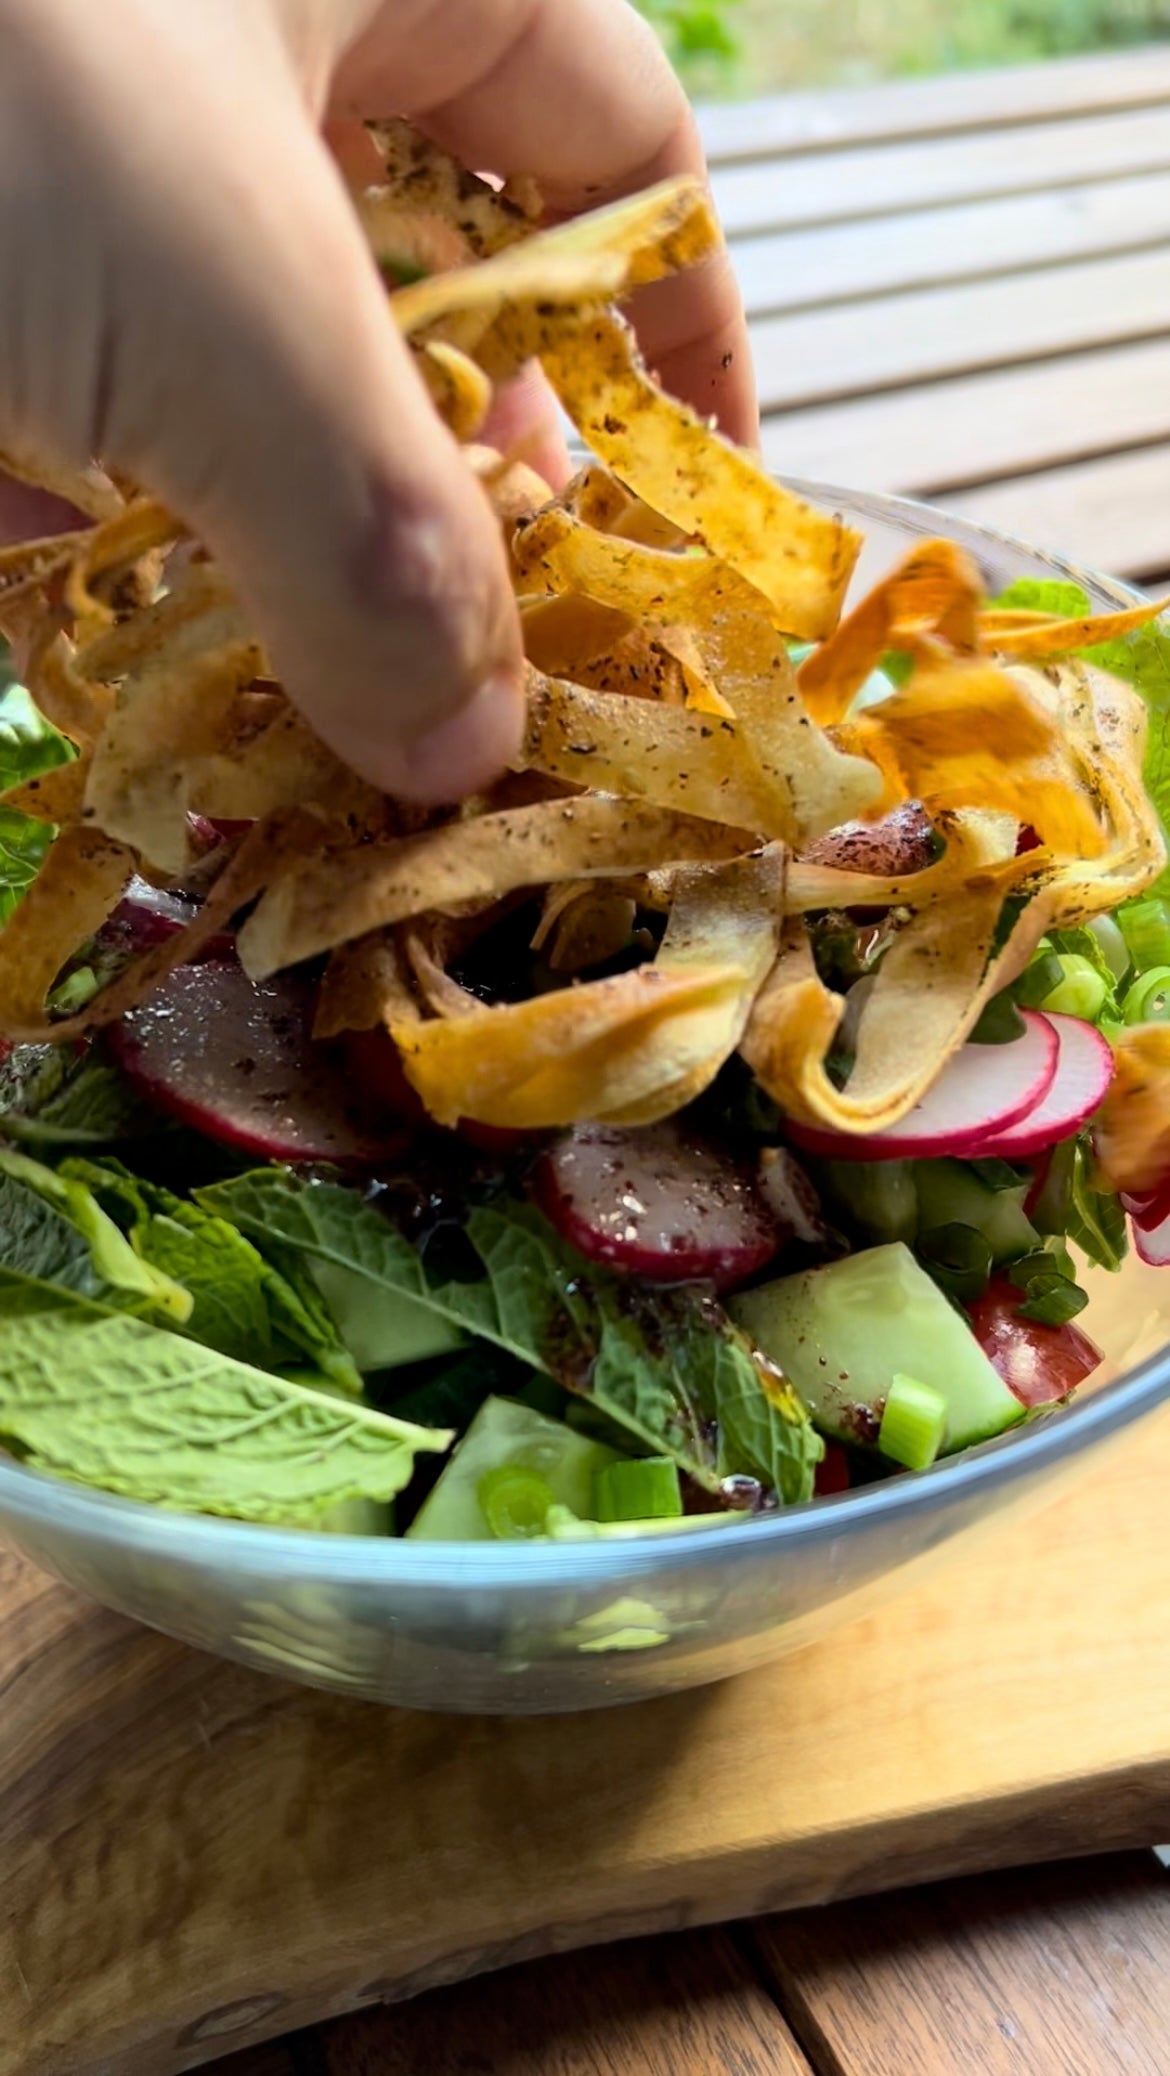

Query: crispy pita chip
[0,754,89,826]
[367,120,540,260]
[0,826,134,1033]
[528,309,859,640]
[391,180,718,352]
[419,340,492,441]
[981,595,1168,657]
[187,704,381,824]
[64,499,183,624]
[531,879,639,973]
[511,508,881,837]
[521,669,798,835]
[239,797,755,980]
[0,528,92,616]
[23,631,115,746]
[392,847,784,1128]
[313,930,421,1040]
[1094,1023,1170,1194]
[796,539,983,724]
[0,446,122,521]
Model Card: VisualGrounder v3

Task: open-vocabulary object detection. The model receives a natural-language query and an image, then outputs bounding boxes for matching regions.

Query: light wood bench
[699,45,1170,589]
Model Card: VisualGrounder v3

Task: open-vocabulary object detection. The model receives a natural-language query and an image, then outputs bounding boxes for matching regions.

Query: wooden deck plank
[696,47,1170,164]
[760,337,1170,500]
[945,444,1170,581]
[750,247,1170,412]
[307,1931,815,2076]
[710,103,1170,238]
[750,1855,1170,2076]
[730,170,1170,319]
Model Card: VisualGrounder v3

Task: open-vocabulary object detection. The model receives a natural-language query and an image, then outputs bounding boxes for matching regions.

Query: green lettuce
[199,1171,823,1504]
[61,1157,361,1390]
[0,1271,449,1520]
[0,680,75,924]
[0,1146,190,1321]
[0,1039,159,1146]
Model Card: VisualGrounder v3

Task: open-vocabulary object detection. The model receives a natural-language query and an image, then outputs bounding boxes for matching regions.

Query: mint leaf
[200,1172,822,1504]
[62,1157,361,1391]
[0,1270,450,1521]
[0,1040,159,1146]
[0,682,75,924]
[0,1147,190,1320]
[1067,1141,1128,1273]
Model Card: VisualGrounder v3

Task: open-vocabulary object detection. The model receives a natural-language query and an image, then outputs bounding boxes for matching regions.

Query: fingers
[0,3,525,801]
[333,0,758,443]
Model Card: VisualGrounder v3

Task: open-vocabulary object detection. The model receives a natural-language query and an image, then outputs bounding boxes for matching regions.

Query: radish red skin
[109,961,413,1167]
[784,1011,1058,1163]
[533,1122,785,1290]
[967,1014,1114,1161]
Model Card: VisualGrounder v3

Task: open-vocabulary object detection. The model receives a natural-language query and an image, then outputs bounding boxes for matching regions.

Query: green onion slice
[878,1373,947,1472]
[476,1465,557,1540]
[594,1456,683,1524]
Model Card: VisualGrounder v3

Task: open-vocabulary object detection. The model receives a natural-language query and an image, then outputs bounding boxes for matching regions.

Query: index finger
[332,0,757,444]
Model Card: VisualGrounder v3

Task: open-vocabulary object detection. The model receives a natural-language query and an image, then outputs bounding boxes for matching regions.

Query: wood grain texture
[753,1855,1170,2076]
[696,47,1170,163]
[308,1930,813,2076]
[761,337,1170,502]
[3,1404,1170,2076]
[709,104,1170,238]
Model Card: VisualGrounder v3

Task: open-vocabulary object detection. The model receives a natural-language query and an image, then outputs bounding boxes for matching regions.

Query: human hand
[0,0,754,801]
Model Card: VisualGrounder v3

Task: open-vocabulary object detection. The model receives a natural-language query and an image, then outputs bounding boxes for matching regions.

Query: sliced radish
[533,1120,784,1290]
[968,1015,1114,1160]
[108,960,413,1166]
[784,1011,1058,1164]
[1133,1210,1170,1267]
[102,878,234,962]
[1122,1180,1170,1232]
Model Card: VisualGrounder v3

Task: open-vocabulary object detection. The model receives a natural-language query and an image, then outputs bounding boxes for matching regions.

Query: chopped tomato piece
[966,1278,1101,1407]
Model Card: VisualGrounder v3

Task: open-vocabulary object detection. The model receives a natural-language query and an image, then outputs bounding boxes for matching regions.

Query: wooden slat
[750,247,1170,412]
[945,444,1170,581]
[760,337,1170,499]
[751,1854,1170,2076]
[731,169,1170,319]
[696,46,1170,164]
[310,1931,814,2076]
[710,103,1170,238]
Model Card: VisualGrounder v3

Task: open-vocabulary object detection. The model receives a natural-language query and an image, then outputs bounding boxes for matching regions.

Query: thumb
[0,18,524,802]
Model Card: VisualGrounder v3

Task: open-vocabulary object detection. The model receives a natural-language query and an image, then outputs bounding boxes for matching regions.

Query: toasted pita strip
[1094,1023,1170,1193]
[7,810,323,1044]
[525,308,858,640]
[368,120,540,261]
[393,846,784,1129]
[356,195,471,277]
[392,180,717,349]
[0,446,122,521]
[0,754,89,826]
[420,341,492,441]
[521,591,632,672]
[0,528,92,609]
[64,499,184,623]
[188,705,380,823]
[75,565,242,681]
[521,669,794,835]
[511,509,881,836]
[313,931,422,1039]
[403,927,479,1019]
[981,594,1168,657]
[0,826,135,1034]
[24,632,115,745]
[796,540,983,724]
[238,797,755,979]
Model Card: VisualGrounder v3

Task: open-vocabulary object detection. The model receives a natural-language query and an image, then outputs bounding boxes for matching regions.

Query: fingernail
[396,668,524,804]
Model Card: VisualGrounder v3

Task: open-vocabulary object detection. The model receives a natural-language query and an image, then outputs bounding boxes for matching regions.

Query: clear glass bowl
[0,483,1166,1715]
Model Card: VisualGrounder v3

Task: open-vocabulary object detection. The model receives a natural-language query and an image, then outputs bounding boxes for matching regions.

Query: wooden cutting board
[4,1378,1170,2076]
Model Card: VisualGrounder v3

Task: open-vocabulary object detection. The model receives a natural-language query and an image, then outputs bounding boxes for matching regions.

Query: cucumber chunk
[729,1242,1024,1453]
[407,1396,620,1540]
[913,1159,1038,1266]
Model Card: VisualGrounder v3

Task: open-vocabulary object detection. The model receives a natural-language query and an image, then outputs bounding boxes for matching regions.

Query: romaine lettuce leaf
[61,1157,362,1390]
[0,681,75,924]
[199,1171,823,1504]
[0,1269,450,1521]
